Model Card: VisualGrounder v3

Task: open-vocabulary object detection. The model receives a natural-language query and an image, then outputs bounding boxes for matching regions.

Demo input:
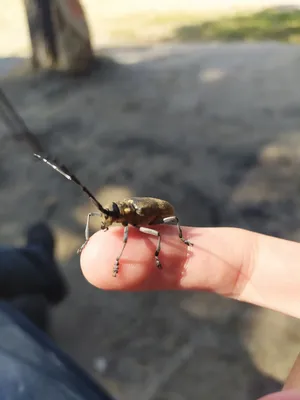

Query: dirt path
[1,41,300,398]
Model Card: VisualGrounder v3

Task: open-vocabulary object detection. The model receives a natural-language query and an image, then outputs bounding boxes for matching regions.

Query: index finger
[80,225,300,319]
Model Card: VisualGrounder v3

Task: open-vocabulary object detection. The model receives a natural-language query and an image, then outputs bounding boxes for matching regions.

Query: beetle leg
[137,227,162,269]
[163,216,193,247]
[77,212,102,254]
[113,224,129,277]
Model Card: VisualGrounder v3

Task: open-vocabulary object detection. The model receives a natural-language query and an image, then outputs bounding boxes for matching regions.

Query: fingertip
[80,227,147,290]
[80,225,190,290]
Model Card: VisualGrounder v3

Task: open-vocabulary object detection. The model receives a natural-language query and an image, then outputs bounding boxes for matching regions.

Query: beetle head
[100,202,120,230]
[100,214,114,230]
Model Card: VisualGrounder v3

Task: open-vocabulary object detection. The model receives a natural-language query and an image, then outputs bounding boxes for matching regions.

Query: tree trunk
[23,0,94,74]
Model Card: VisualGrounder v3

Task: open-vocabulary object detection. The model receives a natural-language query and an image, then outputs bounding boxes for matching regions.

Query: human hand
[81,226,300,318]
[80,225,300,399]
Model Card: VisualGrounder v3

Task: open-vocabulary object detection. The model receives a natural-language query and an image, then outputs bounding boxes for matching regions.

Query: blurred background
[2,0,300,399]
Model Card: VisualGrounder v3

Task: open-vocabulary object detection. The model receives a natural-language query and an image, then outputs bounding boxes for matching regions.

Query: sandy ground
[2,2,300,400]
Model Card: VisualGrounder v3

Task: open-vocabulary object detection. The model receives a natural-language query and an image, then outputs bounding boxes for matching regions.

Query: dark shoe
[25,222,69,305]
[26,222,55,259]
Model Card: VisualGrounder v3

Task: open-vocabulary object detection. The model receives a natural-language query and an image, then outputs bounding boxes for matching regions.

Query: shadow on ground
[1,42,300,398]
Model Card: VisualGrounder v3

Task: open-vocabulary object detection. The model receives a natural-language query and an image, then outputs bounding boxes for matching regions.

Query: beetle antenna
[0,88,108,216]
[33,153,109,215]
[0,88,44,153]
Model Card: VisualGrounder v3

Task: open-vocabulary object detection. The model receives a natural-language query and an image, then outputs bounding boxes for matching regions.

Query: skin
[80,225,300,399]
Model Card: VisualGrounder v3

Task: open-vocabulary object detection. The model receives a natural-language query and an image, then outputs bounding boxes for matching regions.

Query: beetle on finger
[34,153,193,277]
[0,88,193,277]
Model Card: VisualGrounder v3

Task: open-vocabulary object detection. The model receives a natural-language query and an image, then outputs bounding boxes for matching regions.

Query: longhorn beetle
[34,154,193,277]
[0,88,193,277]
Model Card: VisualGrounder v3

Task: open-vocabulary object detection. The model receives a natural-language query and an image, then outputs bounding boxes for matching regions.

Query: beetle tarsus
[155,258,162,269]
[182,239,193,246]
[113,261,119,277]
[112,225,128,277]
[77,241,88,254]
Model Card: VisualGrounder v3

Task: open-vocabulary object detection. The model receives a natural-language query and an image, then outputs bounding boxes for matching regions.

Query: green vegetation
[173,9,300,43]
[108,9,300,44]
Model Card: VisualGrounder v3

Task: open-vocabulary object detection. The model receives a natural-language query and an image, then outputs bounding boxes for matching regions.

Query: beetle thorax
[116,201,138,225]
